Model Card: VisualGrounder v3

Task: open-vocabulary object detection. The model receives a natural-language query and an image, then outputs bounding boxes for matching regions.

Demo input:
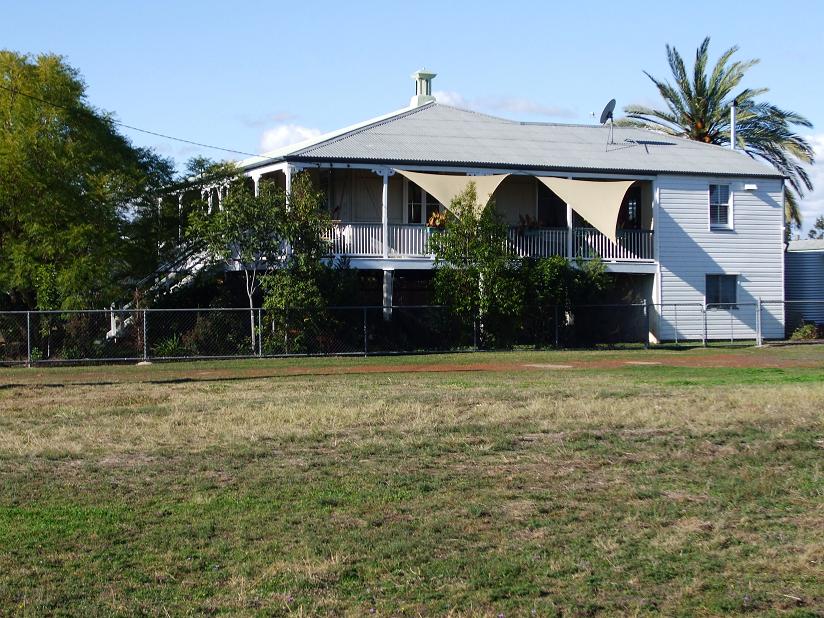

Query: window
[709,184,731,229]
[706,274,737,308]
[406,182,442,224]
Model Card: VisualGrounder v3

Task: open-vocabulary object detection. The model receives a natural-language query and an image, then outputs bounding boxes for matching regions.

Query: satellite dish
[599,98,617,146]
[599,99,616,125]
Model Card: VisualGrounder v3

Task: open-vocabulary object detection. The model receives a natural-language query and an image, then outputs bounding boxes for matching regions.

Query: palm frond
[784,188,802,227]
[622,36,815,224]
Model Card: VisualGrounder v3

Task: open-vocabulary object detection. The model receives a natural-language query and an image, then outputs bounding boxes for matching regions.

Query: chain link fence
[1,300,822,365]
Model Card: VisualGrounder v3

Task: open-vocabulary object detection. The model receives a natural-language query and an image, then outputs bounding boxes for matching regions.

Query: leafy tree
[807,215,824,240]
[524,255,607,308]
[621,37,814,228]
[187,170,287,352]
[427,183,524,347]
[520,254,610,346]
[0,51,175,310]
[261,175,337,352]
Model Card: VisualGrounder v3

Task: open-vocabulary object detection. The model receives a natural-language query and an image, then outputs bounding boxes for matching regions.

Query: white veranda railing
[323,223,654,261]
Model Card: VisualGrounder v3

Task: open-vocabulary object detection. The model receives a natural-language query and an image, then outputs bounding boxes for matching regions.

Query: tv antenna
[599,98,616,145]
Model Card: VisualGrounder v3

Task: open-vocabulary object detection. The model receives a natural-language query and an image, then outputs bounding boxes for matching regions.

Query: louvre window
[706,274,737,308]
[709,184,731,229]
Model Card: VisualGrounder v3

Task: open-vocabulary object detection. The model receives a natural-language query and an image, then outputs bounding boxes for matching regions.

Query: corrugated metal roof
[787,238,824,252]
[280,103,781,178]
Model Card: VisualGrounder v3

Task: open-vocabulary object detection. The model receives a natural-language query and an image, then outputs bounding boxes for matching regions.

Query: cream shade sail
[536,177,635,245]
[394,170,509,215]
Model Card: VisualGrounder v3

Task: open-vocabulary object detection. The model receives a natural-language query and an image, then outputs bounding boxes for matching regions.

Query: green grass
[0,346,822,615]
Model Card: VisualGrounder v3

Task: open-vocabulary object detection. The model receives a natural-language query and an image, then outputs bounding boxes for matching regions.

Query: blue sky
[3,0,824,233]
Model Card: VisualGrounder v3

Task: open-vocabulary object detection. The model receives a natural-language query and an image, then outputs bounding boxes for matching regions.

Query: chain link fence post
[673,304,679,345]
[554,304,559,349]
[26,311,32,367]
[362,307,368,356]
[756,298,763,347]
[257,308,263,357]
[643,300,650,349]
[142,309,148,361]
[702,304,708,347]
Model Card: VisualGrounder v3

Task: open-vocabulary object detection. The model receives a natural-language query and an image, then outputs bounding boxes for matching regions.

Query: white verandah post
[382,172,389,259]
[285,165,296,257]
[371,167,395,259]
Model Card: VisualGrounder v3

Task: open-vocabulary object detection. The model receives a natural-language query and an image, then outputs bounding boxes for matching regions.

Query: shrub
[153,333,189,357]
[790,323,822,340]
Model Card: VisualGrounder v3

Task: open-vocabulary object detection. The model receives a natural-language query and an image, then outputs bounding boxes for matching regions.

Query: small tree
[427,183,524,347]
[262,175,333,353]
[188,173,287,352]
[522,254,610,346]
[807,215,824,240]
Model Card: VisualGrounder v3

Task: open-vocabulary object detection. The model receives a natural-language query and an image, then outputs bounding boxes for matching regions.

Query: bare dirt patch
[2,349,821,388]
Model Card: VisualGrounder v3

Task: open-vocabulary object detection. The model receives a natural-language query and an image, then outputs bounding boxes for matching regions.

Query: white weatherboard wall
[656,175,784,340]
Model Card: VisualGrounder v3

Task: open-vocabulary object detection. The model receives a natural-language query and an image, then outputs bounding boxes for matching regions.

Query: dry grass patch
[0,349,822,614]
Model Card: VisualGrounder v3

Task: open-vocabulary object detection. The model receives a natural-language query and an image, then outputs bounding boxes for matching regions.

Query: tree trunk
[248,293,256,355]
[243,268,257,355]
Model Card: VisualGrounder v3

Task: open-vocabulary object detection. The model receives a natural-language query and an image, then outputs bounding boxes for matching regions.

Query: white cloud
[259,124,322,152]
[433,90,575,119]
[796,133,824,236]
[432,90,468,107]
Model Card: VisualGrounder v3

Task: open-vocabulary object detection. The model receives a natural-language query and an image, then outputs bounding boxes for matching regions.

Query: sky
[3,0,824,235]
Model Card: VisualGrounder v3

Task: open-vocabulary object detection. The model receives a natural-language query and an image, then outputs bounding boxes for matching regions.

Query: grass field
[1,346,823,616]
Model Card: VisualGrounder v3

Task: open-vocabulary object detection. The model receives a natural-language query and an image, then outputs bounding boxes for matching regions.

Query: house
[785,239,824,332]
[184,70,787,342]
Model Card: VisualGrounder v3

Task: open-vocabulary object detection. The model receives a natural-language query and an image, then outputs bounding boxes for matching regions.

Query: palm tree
[621,37,814,228]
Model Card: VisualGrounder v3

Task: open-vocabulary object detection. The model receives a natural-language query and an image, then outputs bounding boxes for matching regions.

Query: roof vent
[410,69,436,107]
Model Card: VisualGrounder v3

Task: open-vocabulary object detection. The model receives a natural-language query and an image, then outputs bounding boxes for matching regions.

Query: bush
[790,323,822,340]
[181,311,249,356]
[153,333,189,357]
